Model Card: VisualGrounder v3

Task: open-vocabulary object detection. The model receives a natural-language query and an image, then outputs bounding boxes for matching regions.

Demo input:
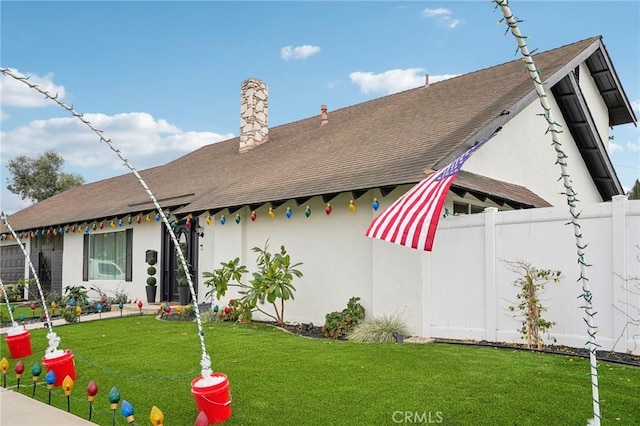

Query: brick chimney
[320,104,328,126]
[239,78,268,153]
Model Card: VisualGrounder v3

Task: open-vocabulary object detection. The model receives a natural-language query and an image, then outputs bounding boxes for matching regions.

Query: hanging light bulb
[305,206,311,217]
[286,207,292,218]
[206,215,212,225]
[349,200,356,212]
[250,211,257,222]
[325,203,332,215]
[220,215,226,225]
[235,214,241,224]
[372,197,380,211]
[268,207,275,219]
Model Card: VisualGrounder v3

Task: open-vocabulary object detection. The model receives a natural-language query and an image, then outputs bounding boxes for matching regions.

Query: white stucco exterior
[463,94,603,205]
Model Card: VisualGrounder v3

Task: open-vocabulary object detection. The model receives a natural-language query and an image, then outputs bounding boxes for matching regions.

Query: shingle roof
[2,36,609,232]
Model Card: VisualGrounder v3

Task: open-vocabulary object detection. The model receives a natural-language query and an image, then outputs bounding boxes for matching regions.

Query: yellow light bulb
[149,406,164,426]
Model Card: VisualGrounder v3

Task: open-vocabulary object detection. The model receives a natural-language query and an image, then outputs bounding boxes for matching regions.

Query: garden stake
[0,357,8,388]
[62,375,74,412]
[87,380,98,421]
[15,360,24,390]
[31,362,42,397]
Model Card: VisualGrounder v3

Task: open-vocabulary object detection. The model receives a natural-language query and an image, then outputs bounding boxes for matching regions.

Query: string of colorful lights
[493,1,601,424]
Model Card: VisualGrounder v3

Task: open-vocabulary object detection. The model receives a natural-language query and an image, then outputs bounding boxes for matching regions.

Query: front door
[161,220,198,302]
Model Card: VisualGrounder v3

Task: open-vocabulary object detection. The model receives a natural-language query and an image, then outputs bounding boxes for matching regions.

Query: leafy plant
[349,312,409,343]
[62,308,79,323]
[63,285,89,307]
[505,260,561,350]
[202,240,303,326]
[322,297,365,339]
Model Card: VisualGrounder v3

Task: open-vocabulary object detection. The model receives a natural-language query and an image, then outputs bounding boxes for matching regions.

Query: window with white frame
[83,229,132,281]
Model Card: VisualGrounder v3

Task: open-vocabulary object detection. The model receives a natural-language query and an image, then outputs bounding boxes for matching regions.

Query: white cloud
[627,141,640,152]
[422,7,460,29]
[0,112,233,175]
[632,99,640,112]
[0,68,66,107]
[280,45,321,61]
[608,141,623,153]
[0,110,8,121]
[349,68,458,95]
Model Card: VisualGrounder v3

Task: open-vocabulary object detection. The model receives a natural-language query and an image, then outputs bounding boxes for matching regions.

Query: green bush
[146,276,157,286]
[147,257,157,266]
[349,312,410,343]
[322,297,365,339]
[147,266,157,276]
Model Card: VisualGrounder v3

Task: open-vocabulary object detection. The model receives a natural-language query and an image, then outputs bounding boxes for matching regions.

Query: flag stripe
[366,129,500,251]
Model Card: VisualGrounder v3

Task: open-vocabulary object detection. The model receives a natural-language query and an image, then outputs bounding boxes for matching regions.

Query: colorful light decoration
[110,220,115,228]
[119,302,124,317]
[213,305,219,313]
[14,360,24,390]
[75,305,82,319]
[70,299,76,308]
[176,305,183,314]
[109,386,120,425]
[32,362,42,397]
[118,219,124,227]
[146,214,151,222]
[87,380,98,421]
[62,375,74,412]
[286,207,292,218]
[186,215,192,228]
[325,203,332,215]
[137,300,143,315]
[14,361,24,390]
[195,411,209,426]
[30,302,36,317]
[250,211,257,222]
[128,216,133,225]
[150,405,164,426]
[0,357,9,388]
[305,206,311,217]
[235,214,241,224]
[155,212,161,221]
[206,215,212,225]
[121,400,135,424]
[372,197,380,211]
[84,227,89,234]
[46,370,56,405]
[97,303,103,319]
[220,215,226,225]
[349,200,356,212]
[268,207,275,218]
[137,215,142,224]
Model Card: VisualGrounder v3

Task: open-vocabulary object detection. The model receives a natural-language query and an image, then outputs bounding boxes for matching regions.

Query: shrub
[147,266,157,276]
[202,240,303,326]
[349,312,410,343]
[146,277,157,286]
[62,308,79,324]
[322,297,365,339]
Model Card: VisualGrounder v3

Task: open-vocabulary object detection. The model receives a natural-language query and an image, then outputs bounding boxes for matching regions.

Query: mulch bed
[154,315,640,367]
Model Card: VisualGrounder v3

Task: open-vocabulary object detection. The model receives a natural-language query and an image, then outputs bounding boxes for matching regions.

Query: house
[1,36,636,344]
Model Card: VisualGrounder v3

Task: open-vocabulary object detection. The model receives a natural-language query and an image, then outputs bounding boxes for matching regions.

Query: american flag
[365,130,500,251]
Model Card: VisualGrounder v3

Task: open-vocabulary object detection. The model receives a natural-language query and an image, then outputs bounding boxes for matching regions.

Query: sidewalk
[0,303,163,425]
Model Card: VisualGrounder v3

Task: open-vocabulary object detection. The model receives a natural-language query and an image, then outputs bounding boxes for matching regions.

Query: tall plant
[505,260,561,350]
[203,241,303,326]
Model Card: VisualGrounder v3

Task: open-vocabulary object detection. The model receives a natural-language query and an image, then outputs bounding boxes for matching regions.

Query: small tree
[627,179,640,200]
[202,241,303,326]
[505,260,561,350]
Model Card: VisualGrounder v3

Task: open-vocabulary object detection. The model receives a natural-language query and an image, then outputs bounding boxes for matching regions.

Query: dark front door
[38,250,52,294]
[161,221,198,302]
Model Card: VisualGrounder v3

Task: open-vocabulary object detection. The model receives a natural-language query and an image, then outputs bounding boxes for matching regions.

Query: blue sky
[1,1,638,214]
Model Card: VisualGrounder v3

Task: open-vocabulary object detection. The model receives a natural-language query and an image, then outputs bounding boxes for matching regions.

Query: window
[453,202,486,215]
[83,229,132,281]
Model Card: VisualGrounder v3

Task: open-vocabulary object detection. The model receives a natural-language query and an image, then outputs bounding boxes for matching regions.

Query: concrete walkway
[0,303,164,425]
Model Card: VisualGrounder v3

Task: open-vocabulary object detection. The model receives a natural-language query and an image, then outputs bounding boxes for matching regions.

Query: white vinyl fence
[424,195,639,354]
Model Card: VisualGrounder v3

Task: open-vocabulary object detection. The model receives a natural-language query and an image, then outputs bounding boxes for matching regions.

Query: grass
[1,316,639,425]
[349,312,411,343]
[0,302,44,326]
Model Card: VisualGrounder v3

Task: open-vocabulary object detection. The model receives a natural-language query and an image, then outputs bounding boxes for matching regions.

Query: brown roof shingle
[4,36,601,232]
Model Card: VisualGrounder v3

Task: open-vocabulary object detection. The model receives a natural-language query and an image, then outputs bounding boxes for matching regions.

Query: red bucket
[191,373,232,424]
[4,329,32,359]
[42,350,76,387]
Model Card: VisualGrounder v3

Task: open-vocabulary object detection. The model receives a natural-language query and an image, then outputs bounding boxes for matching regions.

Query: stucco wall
[463,94,603,205]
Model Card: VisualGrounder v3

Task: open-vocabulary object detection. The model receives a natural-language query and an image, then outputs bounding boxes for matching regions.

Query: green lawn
[1,303,44,326]
[1,316,638,425]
